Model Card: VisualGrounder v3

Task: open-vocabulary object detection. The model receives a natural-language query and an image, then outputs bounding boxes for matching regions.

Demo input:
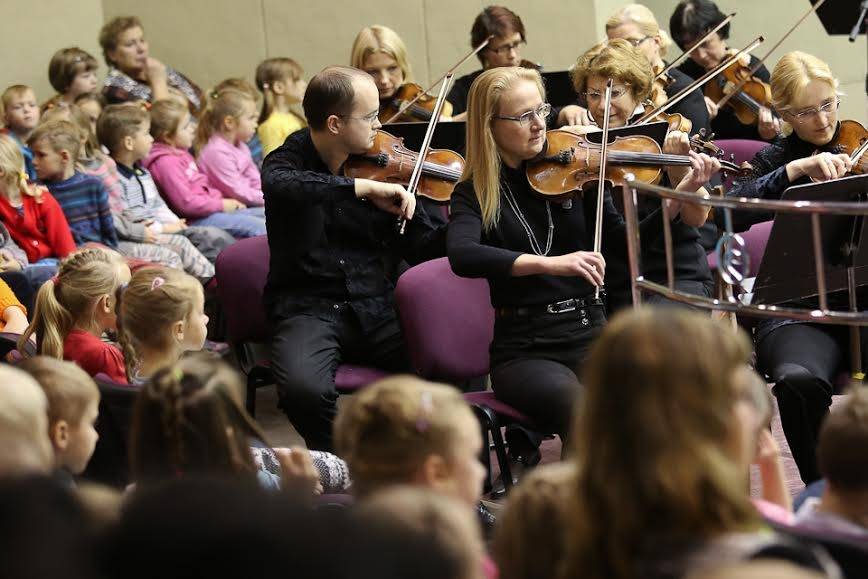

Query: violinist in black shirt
[262,66,444,451]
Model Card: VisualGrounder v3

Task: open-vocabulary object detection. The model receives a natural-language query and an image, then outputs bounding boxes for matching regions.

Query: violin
[827,120,868,176]
[344,129,464,203]
[379,83,454,124]
[704,52,776,126]
[525,129,750,200]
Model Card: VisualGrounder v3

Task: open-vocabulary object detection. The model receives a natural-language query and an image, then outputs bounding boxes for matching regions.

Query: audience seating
[214,236,386,417]
[770,521,868,579]
[81,373,138,488]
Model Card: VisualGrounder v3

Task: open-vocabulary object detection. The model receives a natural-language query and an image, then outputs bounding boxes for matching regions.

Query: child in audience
[211,78,265,167]
[19,357,100,483]
[196,87,264,207]
[143,99,266,238]
[97,104,225,280]
[254,58,306,156]
[494,462,576,579]
[27,120,118,248]
[19,247,130,384]
[0,133,75,283]
[2,85,40,180]
[0,365,53,478]
[129,355,348,493]
[0,277,28,334]
[334,376,486,506]
[74,92,105,136]
[795,387,868,541]
[47,47,100,107]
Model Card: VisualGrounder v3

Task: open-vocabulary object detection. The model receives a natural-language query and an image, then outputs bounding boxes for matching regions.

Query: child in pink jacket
[143,99,265,239]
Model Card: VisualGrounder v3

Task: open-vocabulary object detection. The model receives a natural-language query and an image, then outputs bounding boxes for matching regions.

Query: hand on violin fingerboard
[354,178,416,220]
[757,107,782,141]
[557,105,592,128]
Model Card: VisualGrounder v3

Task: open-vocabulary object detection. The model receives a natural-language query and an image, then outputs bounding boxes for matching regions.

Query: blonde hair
[255,57,304,124]
[2,85,35,114]
[606,4,673,57]
[0,133,37,201]
[18,356,99,426]
[149,99,188,143]
[771,51,839,112]
[350,25,413,82]
[562,308,759,579]
[27,119,82,163]
[354,487,486,579]
[48,47,99,94]
[0,365,52,476]
[19,248,128,360]
[196,87,255,151]
[571,39,654,103]
[334,376,475,497]
[462,66,544,232]
[495,462,576,579]
[116,266,202,382]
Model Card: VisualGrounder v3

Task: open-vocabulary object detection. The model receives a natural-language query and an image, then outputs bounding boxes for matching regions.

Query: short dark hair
[471,6,526,64]
[818,387,868,493]
[669,0,730,51]
[302,66,367,131]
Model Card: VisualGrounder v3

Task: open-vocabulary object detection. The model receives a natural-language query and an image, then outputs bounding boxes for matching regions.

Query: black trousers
[270,307,410,451]
[489,303,605,443]
[756,323,851,484]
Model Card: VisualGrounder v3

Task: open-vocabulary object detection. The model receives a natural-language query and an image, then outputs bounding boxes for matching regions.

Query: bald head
[0,366,53,477]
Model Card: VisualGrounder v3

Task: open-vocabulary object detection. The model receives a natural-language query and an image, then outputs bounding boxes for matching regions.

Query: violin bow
[592,79,614,301]
[383,36,493,125]
[655,12,737,80]
[397,72,455,235]
[715,0,827,112]
[633,36,764,126]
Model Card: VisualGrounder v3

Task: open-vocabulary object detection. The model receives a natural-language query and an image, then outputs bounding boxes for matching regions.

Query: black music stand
[811,0,868,95]
[752,173,868,372]
[540,70,577,108]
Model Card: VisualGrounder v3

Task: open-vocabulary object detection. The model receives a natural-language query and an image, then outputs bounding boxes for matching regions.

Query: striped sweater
[44,172,118,247]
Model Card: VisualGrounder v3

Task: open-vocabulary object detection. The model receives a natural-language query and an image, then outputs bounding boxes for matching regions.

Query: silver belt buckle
[546,299,577,314]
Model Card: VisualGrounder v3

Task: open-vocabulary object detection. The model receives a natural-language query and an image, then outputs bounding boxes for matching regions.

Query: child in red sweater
[19,247,131,384]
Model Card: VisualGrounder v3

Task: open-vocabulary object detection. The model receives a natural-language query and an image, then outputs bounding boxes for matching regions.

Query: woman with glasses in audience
[569,39,720,314]
[727,51,856,486]
[447,66,714,452]
[446,6,536,121]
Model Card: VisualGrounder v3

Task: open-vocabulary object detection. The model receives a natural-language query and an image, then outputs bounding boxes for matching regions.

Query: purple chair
[715,139,767,191]
[395,257,533,492]
[215,236,388,416]
[707,219,773,278]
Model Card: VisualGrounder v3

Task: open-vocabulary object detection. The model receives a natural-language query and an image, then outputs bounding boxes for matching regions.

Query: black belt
[496,296,604,318]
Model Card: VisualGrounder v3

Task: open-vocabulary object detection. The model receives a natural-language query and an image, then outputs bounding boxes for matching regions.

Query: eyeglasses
[782,98,840,124]
[492,103,552,126]
[339,109,380,125]
[624,36,653,47]
[583,85,631,102]
[488,39,525,56]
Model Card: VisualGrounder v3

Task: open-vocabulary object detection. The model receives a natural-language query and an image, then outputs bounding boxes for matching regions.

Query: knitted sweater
[114,161,181,239]
[142,142,224,219]
[197,134,264,207]
[45,172,118,247]
[0,277,25,332]
[0,191,76,262]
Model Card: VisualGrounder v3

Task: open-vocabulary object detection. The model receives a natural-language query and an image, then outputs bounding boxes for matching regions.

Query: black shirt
[447,162,664,308]
[447,70,484,116]
[678,54,772,141]
[666,67,712,138]
[261,129,446,330]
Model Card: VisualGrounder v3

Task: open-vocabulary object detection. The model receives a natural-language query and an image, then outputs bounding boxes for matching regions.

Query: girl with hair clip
[561,308,838,579]
[195,87,264,208]
[570,39,720,313]
[255,58,306,157]
[18,247,131,384]
[669,0,779,141]
[128,354,350,494]
[727,51,857,486]
[118,267,350,493]
[143,99,266,238]
[447,65,716,459]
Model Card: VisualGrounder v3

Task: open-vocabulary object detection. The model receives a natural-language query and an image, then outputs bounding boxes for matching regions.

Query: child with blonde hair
[2,84,41,180]
[19,247,131,384]
[47,47,100,107]
[334,376,486,506]
[255,58,306,156]
[142,99,266,238]
[0,365,53,478]
[211,78,265,167]
[196,87,264,207]
[19,356,100,481]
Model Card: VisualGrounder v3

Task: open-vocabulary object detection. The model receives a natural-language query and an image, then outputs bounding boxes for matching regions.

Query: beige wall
[3,1,865,123]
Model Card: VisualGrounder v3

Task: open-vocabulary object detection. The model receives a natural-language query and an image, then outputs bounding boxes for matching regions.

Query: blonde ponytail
[196,87,255,152]
[19,279,73,359]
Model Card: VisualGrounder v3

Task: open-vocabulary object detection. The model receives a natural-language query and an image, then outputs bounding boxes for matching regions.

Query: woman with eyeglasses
[568,39,720,314]
[446,6,537,122]
[727,51,855,486]
[447,66,715,452]
[669,0,780,141]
